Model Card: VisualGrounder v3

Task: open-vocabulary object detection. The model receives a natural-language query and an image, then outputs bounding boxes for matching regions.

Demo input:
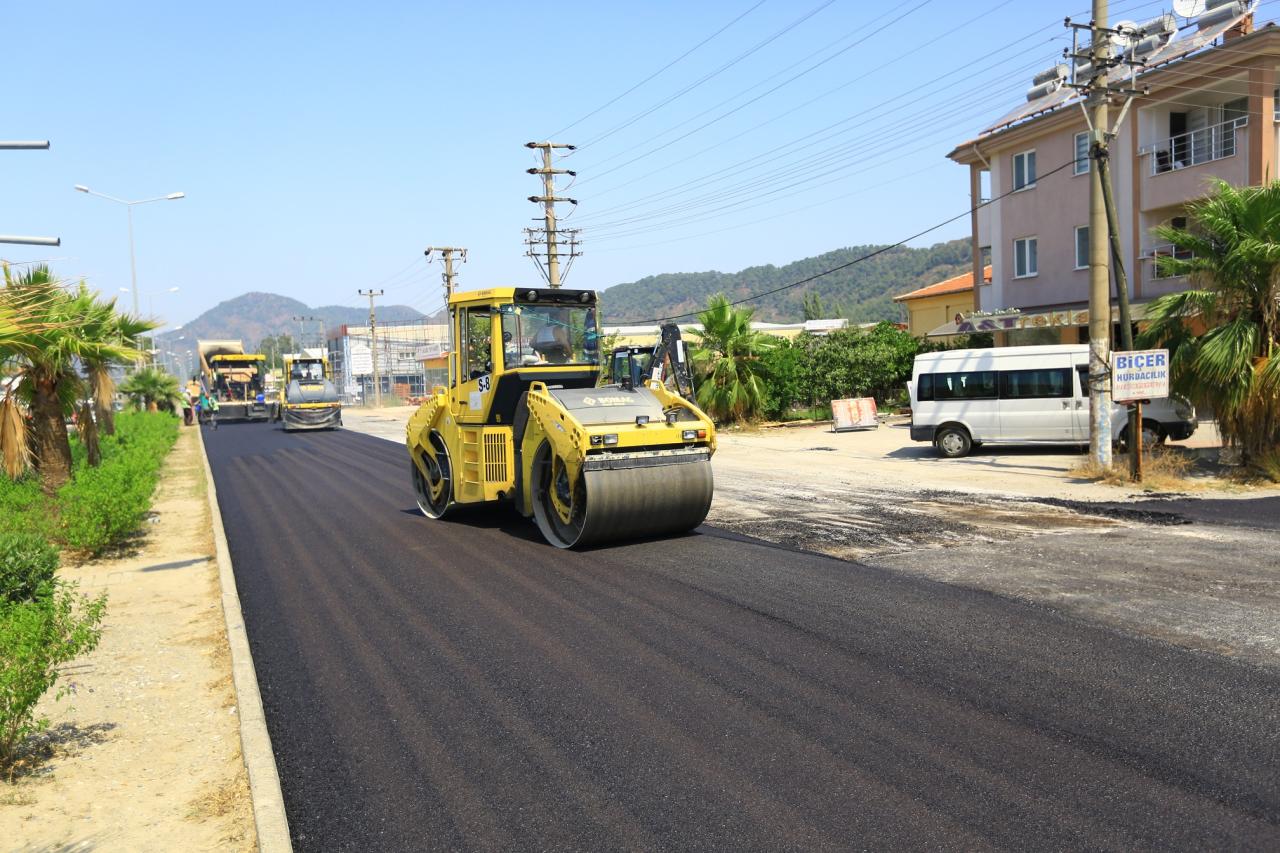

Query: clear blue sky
[4,0,1255,330]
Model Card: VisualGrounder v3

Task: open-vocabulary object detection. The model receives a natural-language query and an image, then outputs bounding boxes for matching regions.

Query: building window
[1074,132,1090,175]
[1075,225,1089,270]
[1013,150,1036,190]
[1014,237,1038,278]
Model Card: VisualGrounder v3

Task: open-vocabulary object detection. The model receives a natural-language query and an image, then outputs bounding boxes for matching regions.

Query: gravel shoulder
[0,425,256,852]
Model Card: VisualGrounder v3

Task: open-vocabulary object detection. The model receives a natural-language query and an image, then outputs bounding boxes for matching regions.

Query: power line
[578,69,1040,237]
[576,0,1040,208]
[578,0,937,185]
[546,0,770,139]
[574,0,839,151]
[616,158,1077,325]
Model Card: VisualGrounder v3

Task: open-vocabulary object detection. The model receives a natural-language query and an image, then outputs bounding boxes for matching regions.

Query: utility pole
[291,314,321,351]
[424,246,467,298]
[1066,3,1149,472]
[1086,0,1113,469]
[358,289,384,407]
[425,247,466,391]
[524,141,581,288]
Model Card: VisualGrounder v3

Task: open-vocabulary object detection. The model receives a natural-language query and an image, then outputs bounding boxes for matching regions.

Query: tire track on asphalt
[303,433,1280,846]
[228,450,518,849]
[258,445,663,849]
[205,426,1280,851]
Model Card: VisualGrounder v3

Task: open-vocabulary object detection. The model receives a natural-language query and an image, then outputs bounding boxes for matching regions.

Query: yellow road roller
[277,352,342,431]
[405,286,716,548]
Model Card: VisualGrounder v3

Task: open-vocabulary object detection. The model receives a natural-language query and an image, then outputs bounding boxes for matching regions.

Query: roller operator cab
[406,287,717,548]
[277,352,342,431]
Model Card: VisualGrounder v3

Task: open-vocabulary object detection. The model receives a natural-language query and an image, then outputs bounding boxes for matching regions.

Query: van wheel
[934,426,972,458]
[1119,420,1163,453]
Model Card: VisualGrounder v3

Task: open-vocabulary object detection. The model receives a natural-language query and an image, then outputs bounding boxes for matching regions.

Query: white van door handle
[1061,401,1070,409]
[1075,400,1084,409]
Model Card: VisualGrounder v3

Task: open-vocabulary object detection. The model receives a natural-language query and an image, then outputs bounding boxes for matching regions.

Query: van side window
[1076,365,1089,397]
[918,374,934,401]
[1000,368,1072,399]
[928,371,997,400]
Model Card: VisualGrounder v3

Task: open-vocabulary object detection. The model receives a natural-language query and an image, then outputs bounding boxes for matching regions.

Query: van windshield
[499,303,600,368]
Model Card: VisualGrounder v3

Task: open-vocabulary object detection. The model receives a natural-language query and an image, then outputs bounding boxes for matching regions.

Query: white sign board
[349,343,372,376]
[1111,349,1170,402]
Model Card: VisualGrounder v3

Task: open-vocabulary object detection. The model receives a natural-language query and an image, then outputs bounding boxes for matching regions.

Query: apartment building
[943,2,1278,345]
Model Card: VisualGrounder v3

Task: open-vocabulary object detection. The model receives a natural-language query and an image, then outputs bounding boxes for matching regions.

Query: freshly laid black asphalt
[204,425,1280,852]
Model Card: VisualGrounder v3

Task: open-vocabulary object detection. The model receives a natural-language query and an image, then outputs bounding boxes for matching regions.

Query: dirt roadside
[0,425,256,852]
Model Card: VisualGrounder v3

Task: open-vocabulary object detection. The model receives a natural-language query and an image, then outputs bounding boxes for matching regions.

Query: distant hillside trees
[602,238,971,325]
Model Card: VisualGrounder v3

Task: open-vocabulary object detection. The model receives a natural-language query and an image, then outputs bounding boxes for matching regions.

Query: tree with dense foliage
[1140,180,1280,474]
[257,332,298,371]
[119,367,184,412]
[689,295,776,423]
[796,323,922,407]
[0,265,149,490]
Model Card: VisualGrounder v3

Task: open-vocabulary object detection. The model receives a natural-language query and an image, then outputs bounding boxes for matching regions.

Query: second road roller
[406,286,715,548]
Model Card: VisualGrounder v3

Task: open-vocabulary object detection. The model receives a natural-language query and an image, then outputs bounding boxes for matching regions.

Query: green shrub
[0,476,52,541]
[59,412,178,555]
[0,534,59,604]
[0,583,106,770]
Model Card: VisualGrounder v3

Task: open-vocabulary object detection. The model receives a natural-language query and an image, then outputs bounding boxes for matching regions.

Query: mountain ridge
[598,238,971,324]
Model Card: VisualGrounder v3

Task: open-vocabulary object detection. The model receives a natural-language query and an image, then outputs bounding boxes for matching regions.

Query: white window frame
[1014,236,1038,279]
[1073,132,1090,175]
[1074,225,1089,270]
[1013,149,1037,191]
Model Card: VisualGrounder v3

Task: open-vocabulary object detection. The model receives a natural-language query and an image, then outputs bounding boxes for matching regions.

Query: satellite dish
[1114,19,1140,37]
[1173,0,1207,18]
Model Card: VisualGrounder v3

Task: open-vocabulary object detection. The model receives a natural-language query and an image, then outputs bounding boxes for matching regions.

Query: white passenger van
[908,345,1196,458]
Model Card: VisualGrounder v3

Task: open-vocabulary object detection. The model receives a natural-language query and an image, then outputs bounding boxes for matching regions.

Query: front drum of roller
[532,451,713,549]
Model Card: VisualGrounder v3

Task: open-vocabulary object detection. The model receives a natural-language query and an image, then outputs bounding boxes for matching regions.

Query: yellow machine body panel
[406,286,716,548]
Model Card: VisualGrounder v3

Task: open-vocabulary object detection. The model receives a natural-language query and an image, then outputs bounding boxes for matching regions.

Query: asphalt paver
[203,425,1280,851]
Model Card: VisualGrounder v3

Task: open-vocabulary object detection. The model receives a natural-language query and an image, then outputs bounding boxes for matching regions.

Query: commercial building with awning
[927,303,1151,340]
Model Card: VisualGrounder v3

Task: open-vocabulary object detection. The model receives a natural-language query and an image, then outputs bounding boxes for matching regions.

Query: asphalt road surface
[204,425,1280,851]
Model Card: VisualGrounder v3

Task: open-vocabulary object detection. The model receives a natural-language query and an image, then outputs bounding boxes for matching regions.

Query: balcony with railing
[1140,116,1250,212]
[1147,116,1247,175]
[1144,243,1194,280]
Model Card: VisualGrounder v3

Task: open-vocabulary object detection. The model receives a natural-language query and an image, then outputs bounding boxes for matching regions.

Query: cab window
[463,308,493,380]
[498,303,600,369]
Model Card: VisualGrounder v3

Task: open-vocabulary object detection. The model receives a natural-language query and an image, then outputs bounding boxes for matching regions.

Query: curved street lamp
[75,184,185,362]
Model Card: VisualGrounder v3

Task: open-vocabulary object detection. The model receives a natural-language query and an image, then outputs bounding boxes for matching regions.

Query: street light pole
[74,184,184,363]
[127,204,139,320]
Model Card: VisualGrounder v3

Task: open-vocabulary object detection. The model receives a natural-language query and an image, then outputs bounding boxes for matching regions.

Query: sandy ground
[0,425,256,852]
[344,405,1280,668]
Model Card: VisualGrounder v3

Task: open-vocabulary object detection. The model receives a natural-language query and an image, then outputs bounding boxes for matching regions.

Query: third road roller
[405,286,715,548]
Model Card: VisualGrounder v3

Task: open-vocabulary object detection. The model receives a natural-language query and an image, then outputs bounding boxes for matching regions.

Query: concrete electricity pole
[1067,2,1147,470]
[358,289,384,408]
[1087,0,1113,468]
[524,141,581,288]
[291,314,321,350]
[424,246,467,298]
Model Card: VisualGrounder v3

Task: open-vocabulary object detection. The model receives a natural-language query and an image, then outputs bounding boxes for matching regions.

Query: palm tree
[119,367,183,412]
[0,265,146,490]
[688,294,775,423]
[81,312,150,437]
[1140,179,1280,471]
